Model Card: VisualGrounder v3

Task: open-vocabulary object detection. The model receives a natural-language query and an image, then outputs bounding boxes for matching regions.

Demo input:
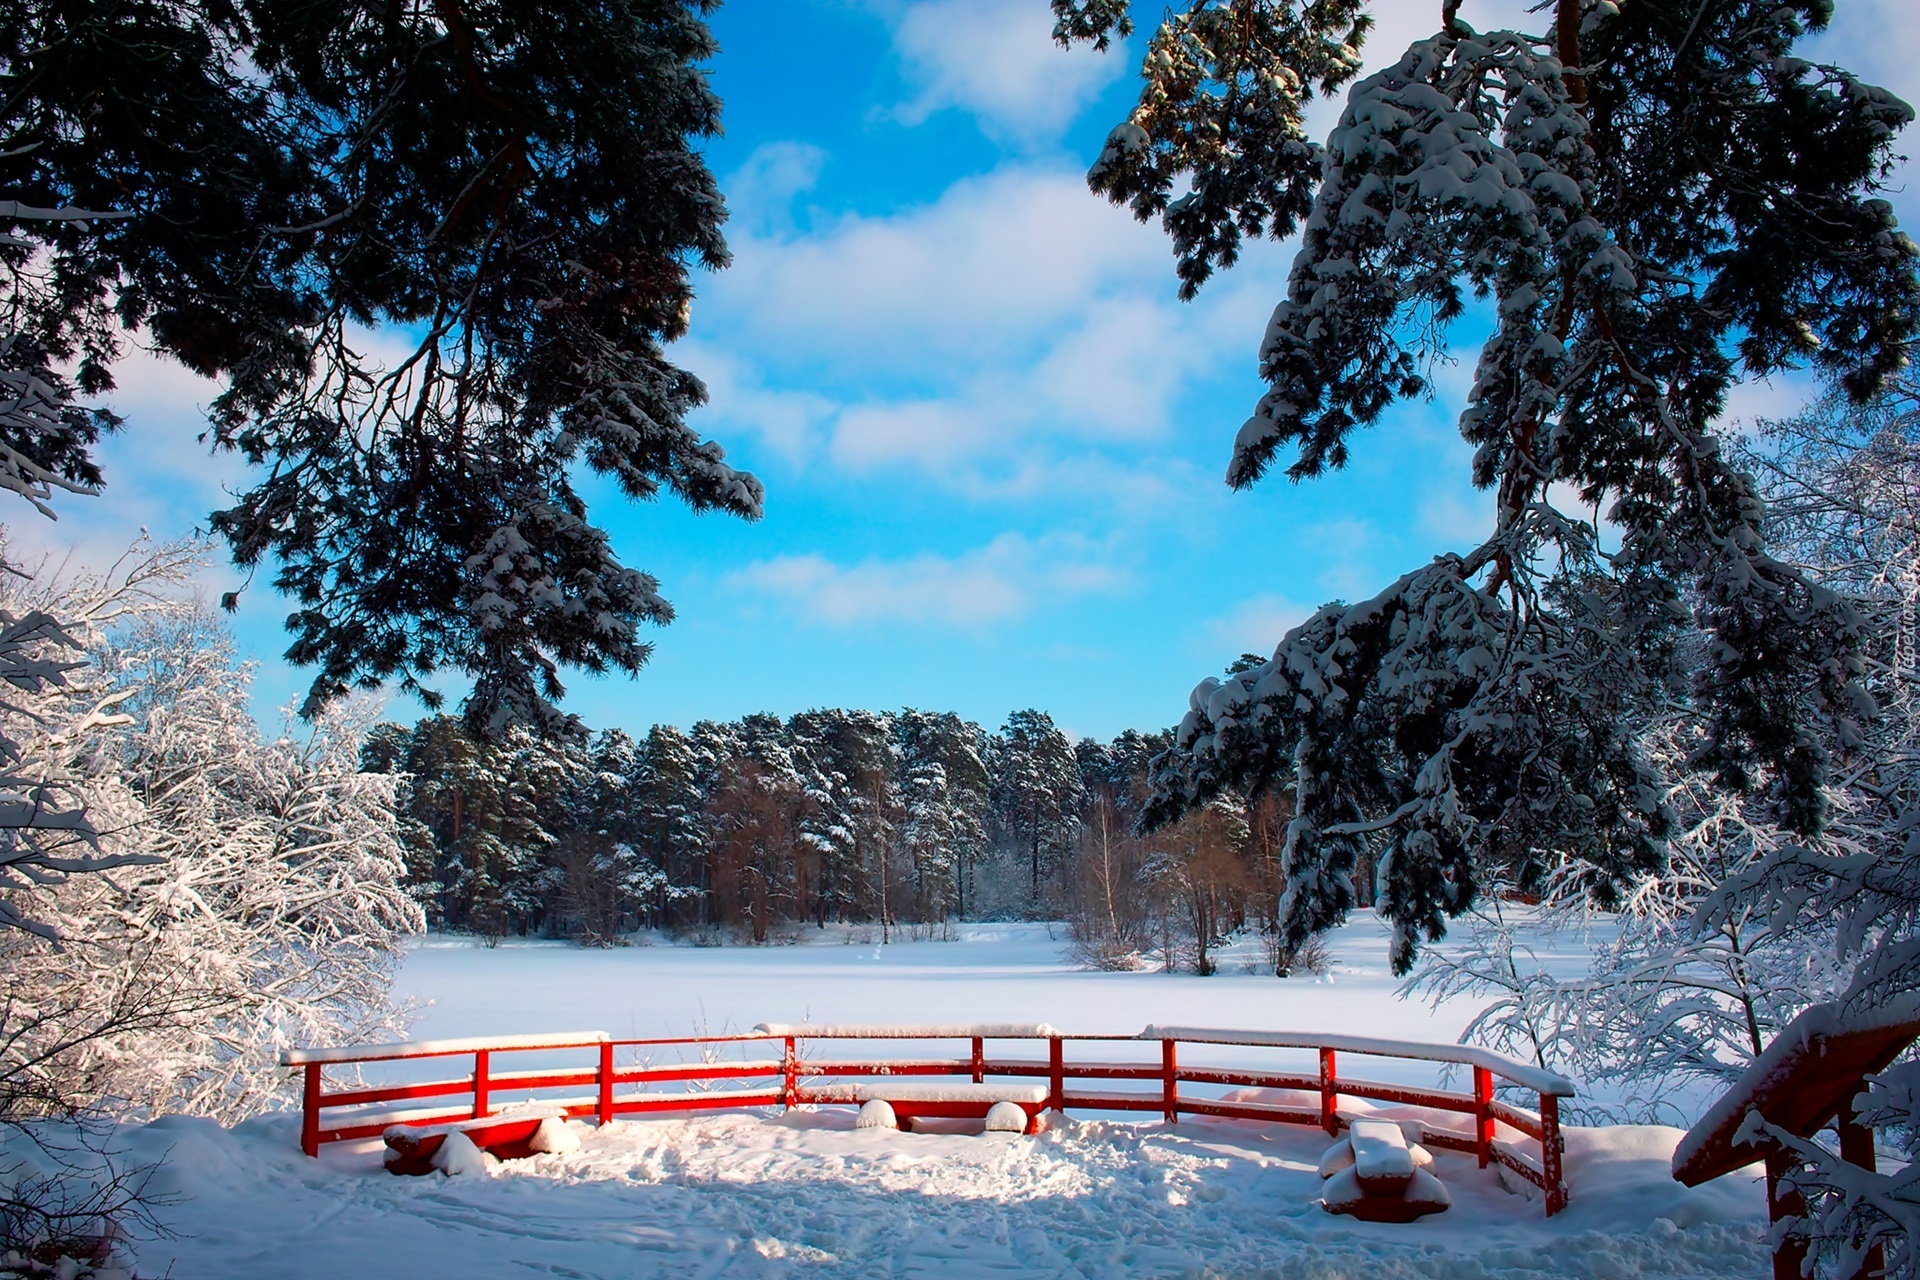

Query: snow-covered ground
[111,916,1769,1278]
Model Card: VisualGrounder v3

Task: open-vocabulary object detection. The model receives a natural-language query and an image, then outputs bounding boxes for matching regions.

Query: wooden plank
[796,1060,972,1078]
[1491,1140,1546,1187]
[1174,1097,1320,1127]
[1489,1099,1544,1141]
[1058,1091,1161,1112]
[611,1091,783,1115]
[1174,1067,1317,1091]
[1332,1076,1478,1114]
[322,1078,478,1109]
[614,1062,782,1086]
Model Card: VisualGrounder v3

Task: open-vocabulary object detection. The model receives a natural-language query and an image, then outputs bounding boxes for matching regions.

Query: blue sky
[23,0,1918,742]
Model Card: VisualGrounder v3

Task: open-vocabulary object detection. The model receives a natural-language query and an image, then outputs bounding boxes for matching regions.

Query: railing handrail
[282,1031,611,1066]
[1138,1026,1577,1096]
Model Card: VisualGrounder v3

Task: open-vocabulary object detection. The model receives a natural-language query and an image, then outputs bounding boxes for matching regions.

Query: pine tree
[634,724,710,924]
[990,709,1085,912]
[1059,0,1920,970]
[896,709,990,923]
[2,1,761,734]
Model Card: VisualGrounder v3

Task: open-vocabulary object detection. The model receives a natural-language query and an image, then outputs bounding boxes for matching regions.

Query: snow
[529,1117,583,1155]
[430,1129,496,1178]
[984,1101,1029,1133]
[97,917,1770,1278]
[1349,1119,1416,1182]
[853,1099,895,1130]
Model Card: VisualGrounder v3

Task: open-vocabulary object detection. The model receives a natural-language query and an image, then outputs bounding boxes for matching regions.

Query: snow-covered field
[114,917,1769,1278]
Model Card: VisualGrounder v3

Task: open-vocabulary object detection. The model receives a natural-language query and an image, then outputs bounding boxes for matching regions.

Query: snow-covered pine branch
[0,202,129,523]
[1105,1,1917,973]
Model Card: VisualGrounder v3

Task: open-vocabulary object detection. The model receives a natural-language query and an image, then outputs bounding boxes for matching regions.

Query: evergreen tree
[1059,0,1920,970]
[634,724,710,923]
[990,709,1085,911]
[896,709,990,922]
[1,0,761,733]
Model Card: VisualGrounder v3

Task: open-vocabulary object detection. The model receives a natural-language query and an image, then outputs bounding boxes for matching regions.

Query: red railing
[283,1021,1573,1215]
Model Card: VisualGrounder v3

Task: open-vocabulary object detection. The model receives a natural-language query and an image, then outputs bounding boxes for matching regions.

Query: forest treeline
[365,695,1329,974]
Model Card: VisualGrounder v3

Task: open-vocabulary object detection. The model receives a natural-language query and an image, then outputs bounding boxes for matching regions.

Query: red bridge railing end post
[598,1041,615,1127]
[1319,1048,1338,1135]
[300,1062,321,1158]
[1474,1066,1494,1169]
[1048,1036,1063,1114]
[1541,1092,1567,1216]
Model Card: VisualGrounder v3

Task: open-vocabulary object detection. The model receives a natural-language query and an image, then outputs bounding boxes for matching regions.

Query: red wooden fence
[282,1021,1573,1215]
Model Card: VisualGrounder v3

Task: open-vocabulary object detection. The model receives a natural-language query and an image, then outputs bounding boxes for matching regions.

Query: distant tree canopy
[0,0,759,735]
[1057,0,1920,970]
[367,703,1294,969]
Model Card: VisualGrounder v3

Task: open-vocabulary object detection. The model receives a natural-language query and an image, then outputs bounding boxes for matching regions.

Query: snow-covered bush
[1,546,420,1124]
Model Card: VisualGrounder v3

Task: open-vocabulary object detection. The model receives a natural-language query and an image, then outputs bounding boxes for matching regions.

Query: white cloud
[677,340,838,467]
[1204,593,1317,658]
[1418,491,1493,550]
[724,142,829,235]
[711,165,1166,369]
[885,0,1126,143]
[690,163,1286,497]
[727,531,1124,627]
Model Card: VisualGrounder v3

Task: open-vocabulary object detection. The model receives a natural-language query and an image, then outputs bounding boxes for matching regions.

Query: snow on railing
[287,1021,1572,1215]
[281,1031,610,1066]
[1139,1026,1577,1096]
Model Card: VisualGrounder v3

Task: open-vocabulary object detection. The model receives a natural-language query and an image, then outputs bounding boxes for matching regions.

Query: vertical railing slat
[1540,1091,1566,1216]
[301,1062,321,1157]
[783,1036,798,1108]
[598,1041,614,1126]
[1048,1036,1063,1113]
[971,1036,984,1084]
[1473,1066,1494,1168]
[1318,1047,1338,1135]
[1161,1038,1178,1125]
[472,1049,490,1120]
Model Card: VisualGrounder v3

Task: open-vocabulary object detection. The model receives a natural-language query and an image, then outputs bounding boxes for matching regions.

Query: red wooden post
[1318,1047,1338,1135]
[1540,1092,1567,1216]
[783,1036,797,1108]
[1161,1038,1178,1125]
[300,1062,321,1158]
[1473,1066,1494,1169]
[971,1036,985,1084]
[1838,1101,1883,1280]
[1765,1146,1810,1280]
[473,1049,490,1120]
[597,1041,615,1127]
[1048,1036,1064,1113]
